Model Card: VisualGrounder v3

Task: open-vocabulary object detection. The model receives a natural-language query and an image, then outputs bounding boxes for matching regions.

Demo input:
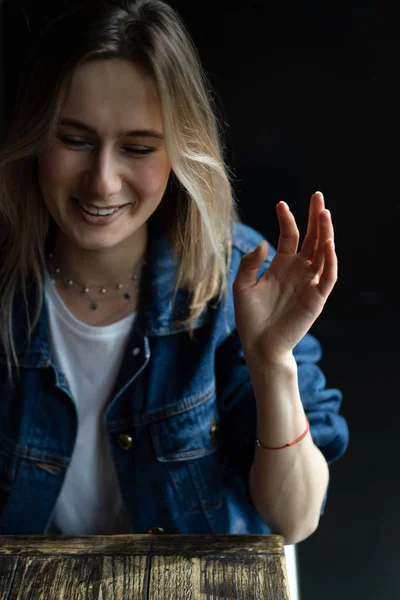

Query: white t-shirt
[44,273,135,534]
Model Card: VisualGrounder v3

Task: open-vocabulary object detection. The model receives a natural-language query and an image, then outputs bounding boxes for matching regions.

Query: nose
[82,149,123,200]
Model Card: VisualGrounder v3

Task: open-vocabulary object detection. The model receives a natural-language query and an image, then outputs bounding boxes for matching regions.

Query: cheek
[38,148,73,192]
[135,156,171,199]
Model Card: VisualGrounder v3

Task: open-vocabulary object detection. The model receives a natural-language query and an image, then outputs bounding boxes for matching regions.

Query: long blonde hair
[0,0,240,378]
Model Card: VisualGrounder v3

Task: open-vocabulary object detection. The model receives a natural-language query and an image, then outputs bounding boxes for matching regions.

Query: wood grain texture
[0,534,284,556]
[0,535,290,600]
[4,555,147,600]
[201,554,290,600]
[148,553,290,600]
[0,556,18,599]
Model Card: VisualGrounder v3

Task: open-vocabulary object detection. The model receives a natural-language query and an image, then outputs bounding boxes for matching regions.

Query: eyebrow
[59,118,164,140]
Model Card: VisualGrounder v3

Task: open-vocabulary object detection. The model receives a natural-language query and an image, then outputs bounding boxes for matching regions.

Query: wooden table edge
[0,534,285,556]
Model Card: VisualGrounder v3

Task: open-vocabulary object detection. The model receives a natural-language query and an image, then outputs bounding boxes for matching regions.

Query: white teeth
[79,203,120,216]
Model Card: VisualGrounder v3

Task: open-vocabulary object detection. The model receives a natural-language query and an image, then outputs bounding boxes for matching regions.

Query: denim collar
[0,219,210,368]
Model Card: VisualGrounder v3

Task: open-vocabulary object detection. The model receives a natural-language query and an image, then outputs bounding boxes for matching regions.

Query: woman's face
[38,58,171,252]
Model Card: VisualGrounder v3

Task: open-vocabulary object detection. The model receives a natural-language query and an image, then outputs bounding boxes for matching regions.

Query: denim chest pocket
[150,386,223,514]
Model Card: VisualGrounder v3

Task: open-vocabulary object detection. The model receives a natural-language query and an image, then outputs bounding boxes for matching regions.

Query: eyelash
[57,135,156,155]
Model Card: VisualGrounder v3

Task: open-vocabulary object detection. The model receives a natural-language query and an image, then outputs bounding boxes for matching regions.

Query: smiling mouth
[73,198,129,216]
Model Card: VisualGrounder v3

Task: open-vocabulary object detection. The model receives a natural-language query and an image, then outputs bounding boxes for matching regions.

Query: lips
[71,196,132,226]
[72,198,129,209]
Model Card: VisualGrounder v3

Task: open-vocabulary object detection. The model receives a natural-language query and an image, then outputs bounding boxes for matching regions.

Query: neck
[50,224,148,286]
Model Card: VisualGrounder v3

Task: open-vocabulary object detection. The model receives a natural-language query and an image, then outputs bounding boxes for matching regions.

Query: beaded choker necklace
[47,253,145,311]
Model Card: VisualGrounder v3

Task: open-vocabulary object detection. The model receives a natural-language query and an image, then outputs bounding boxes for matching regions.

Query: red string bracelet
[256,418,310,450]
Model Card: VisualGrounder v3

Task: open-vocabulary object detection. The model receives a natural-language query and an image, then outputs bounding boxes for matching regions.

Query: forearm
[246,351,329,545]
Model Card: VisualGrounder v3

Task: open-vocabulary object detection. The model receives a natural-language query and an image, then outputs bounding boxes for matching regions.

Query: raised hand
[232,192,337,363]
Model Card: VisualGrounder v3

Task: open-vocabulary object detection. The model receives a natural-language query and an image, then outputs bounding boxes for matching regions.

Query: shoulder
[230,221,269,254]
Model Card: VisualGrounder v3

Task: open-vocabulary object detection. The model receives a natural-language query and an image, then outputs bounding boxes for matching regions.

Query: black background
[1,1,398,598]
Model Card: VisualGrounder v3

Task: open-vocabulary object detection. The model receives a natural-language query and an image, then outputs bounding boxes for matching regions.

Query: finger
[301,191,325,261]
[312,209,334,274]
[276,202,300,255]
[233,241,269,293]
[317,239,337,298]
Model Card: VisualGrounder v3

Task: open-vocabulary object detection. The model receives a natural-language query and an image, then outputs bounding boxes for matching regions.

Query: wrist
[256,417,310,450]
[244,349,305,448]
[243,348,298,375]
[264,352,297,371]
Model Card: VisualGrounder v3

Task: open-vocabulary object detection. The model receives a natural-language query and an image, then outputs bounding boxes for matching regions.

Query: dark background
[1,2,398,598]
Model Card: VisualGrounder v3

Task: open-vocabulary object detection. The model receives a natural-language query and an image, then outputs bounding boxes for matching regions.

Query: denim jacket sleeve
[214,225,349,486]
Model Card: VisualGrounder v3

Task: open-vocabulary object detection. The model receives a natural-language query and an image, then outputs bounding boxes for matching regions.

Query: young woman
[0,0,348,541]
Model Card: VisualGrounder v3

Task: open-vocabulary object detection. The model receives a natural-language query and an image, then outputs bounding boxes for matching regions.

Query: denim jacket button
[117,434,134,450]
[210,418,220,445]
[147,527,165,534]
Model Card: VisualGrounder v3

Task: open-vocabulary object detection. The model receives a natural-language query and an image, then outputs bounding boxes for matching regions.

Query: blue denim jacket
[0,220,349,535]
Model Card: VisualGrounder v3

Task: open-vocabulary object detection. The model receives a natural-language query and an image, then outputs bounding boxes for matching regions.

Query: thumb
[233,240,269,293]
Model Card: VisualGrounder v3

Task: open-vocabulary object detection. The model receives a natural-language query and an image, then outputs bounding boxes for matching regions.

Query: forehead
[62,59,162,129]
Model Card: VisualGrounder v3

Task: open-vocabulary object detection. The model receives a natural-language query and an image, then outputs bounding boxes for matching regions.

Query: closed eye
[57,135,156,155]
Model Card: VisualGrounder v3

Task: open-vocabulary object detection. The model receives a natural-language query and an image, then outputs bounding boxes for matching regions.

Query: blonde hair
[0,0,240,378]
